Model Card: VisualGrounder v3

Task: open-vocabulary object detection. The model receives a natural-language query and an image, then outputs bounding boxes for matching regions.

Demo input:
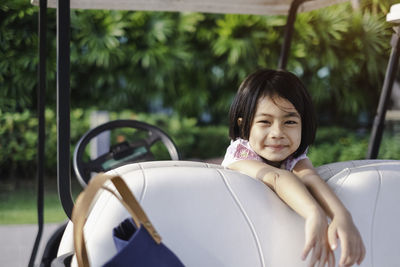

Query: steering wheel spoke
[73,120,180,187]
[145,133,162,146]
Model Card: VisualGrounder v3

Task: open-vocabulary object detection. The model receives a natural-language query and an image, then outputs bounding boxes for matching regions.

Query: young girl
[222,69,365,267]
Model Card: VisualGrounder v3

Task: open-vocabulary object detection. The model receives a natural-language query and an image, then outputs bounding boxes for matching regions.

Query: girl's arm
[228,160,334,267]
[293,158,366,267]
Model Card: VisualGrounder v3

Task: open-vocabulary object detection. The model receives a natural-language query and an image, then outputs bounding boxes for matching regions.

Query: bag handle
[72,173,162,267]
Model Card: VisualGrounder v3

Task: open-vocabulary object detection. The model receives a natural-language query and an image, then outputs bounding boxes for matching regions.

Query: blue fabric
[103,218,185,267]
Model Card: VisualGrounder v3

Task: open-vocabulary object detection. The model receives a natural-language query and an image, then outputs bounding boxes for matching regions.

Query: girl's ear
[237,117,243,126]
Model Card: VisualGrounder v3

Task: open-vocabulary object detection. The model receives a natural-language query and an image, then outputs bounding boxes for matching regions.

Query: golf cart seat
[54,159,400,267]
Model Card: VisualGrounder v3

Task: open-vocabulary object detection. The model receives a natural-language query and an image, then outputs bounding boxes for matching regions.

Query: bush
[308,127,399,167]
[0,109,229,179]
[0,110,37,180]
[1,108,399,180]
[379,134,400,159]
[0,108,91,180]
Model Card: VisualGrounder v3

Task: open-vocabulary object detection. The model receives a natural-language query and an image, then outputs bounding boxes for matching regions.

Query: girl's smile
[266,144,288,151]
[248,95,302,167]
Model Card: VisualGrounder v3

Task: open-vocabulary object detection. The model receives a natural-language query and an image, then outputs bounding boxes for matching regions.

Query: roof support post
[367,26,400,159]
[57,0,73,218]
[28,1,47,266]
[278,0,310,69]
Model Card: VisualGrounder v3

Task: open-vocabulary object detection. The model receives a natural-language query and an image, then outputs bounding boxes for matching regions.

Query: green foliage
[293,4,392,124]
[0,109,230,179]
[0,109,88,179]
[308,127,369,167]
[308,126,400,167]
[1,108,399,180]
[0,1,39,112]
[1,0,396,125]
[1,0,399,178]
[0,110,37,176]
[379,132,400,159]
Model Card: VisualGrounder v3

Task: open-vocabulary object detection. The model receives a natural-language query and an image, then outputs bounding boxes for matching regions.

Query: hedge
[1,109,399,180]
[0,109,231,179]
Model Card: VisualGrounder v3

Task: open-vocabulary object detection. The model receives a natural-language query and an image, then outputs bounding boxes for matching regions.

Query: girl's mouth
[267,145,287,151]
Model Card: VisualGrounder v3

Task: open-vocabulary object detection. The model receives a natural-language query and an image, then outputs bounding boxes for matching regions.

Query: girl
[222,69,365,267]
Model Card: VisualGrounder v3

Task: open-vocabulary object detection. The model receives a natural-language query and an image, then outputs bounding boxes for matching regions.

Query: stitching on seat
[328,166,333,180]
[370,167,382,267]
[138,163,147,203]
[325,166,333,182]
[332,168,351,195]
[216,169,266,267]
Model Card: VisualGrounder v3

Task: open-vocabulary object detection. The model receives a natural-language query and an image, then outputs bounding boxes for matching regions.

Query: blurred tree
[293,3,391,125]
[1,1,39,112]
[0,0,397,126]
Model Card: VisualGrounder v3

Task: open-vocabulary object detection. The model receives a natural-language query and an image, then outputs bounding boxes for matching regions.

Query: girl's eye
[285,120,298,125]
[257,120,270,125]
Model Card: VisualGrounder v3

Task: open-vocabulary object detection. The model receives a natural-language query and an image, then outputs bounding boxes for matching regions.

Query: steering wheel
[73,119,180,187]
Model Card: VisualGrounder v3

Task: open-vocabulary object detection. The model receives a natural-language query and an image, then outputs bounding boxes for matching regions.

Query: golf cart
[29,0,400,266]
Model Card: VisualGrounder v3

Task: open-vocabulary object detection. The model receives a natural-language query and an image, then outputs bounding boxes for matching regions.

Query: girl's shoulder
[283,148,309,171]
[221,139,263,167]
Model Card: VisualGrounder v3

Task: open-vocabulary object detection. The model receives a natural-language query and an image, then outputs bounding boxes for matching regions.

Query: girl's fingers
[308,250,317,267]
[309,243,322,267]
[302,239,314,260]
[344,236,367,267]
[356,239,366,265]
[339,250,352,266]
[317,247,327,267]
[328,250,335,267]
[339,235,350,266]
[358,240,366,264]
[355,241,363,265]
[340,238,359,267]
[327,227,338,251]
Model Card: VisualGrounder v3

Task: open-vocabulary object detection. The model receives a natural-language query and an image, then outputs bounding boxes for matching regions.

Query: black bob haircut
[228,68,316,158]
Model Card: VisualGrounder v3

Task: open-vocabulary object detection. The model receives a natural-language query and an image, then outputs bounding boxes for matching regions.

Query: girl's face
[248,95,302,167]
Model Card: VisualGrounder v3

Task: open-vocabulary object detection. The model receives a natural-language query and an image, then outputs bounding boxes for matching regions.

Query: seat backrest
[58,160,400,267]
[315,159,398,181]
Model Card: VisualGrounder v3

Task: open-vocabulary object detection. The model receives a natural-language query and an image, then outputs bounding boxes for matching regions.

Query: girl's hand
[327,214,366,267]
[302,210,335,267]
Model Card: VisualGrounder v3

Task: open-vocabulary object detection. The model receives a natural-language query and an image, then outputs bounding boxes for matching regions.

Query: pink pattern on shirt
[234,143,262,161]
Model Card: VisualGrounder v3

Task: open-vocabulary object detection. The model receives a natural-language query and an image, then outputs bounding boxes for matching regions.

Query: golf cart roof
[31,0,348,15]
[387,4,400,23]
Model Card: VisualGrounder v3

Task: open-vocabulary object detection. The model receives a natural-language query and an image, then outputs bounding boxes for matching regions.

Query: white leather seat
[57,160,400,267]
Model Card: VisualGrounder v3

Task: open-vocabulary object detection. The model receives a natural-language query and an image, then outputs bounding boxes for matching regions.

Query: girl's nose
[270,123,284,138]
